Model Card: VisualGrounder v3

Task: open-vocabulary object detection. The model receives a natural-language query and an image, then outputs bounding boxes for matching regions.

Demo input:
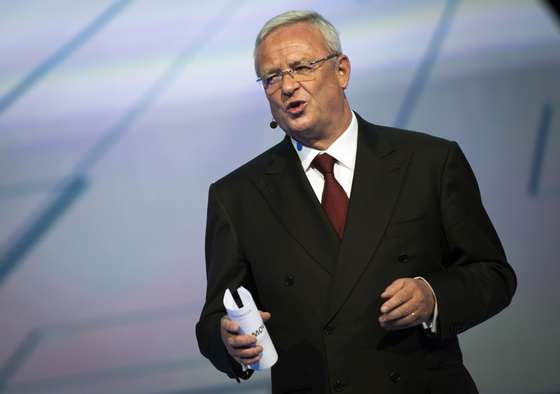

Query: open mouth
[286,100,306,115]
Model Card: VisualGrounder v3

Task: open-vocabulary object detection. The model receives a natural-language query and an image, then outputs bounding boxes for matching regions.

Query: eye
[265,73,281,85]
[293,64,313,73]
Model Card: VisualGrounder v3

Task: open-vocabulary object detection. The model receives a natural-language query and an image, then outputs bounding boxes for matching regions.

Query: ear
[336,54,351,89]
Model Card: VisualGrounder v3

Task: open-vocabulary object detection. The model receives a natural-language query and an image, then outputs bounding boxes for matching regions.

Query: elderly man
[196,10,516,394]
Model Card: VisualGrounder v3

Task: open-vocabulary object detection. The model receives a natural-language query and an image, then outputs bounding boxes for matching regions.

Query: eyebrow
[261,58,313,75]
[289,58,308,66]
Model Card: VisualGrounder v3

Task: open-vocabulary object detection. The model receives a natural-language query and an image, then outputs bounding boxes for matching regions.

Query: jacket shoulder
[355,112,455,154]
[212,138,285,190]
[373,123,454,153]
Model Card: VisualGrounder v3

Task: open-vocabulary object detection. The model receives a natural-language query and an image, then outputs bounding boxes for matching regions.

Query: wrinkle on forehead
[256,23,330,74]
[260,44,316,72]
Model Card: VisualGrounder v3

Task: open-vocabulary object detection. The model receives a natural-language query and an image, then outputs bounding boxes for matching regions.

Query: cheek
[269,103,283,118]
[267,94,283,110]
[302,81,333,106]
[319,85,342,108]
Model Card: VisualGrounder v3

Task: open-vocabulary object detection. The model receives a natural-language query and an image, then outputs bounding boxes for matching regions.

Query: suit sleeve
[422,142,517,339]
[195,183,253,381]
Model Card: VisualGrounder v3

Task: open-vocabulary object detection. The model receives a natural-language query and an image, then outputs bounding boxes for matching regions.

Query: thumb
[260,311,271,322]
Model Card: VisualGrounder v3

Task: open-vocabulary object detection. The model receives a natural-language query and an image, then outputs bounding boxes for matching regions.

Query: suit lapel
[326,117,412,322]
[253,137,339,274]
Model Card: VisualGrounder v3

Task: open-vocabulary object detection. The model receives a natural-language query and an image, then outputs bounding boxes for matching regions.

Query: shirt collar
[291,111,358,172]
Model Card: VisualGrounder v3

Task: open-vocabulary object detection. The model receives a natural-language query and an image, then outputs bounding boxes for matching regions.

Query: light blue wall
[0,1,559,393]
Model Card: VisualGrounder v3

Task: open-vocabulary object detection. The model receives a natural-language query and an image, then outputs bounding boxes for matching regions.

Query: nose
[280,71,298,96]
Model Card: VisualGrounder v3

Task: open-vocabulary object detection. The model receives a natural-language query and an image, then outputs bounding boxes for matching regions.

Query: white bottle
[223,287,278,370]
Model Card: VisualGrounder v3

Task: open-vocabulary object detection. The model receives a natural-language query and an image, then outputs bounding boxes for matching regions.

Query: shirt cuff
[235,360,253,381]
[414,276,438,333]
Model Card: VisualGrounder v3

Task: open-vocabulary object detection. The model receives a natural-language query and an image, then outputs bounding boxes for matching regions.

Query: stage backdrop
[0,1,559,393]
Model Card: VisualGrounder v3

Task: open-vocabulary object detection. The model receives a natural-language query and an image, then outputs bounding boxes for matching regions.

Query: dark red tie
[312,154,349,239]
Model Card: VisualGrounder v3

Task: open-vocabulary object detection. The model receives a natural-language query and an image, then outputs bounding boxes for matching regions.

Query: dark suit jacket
[196,114,516,394]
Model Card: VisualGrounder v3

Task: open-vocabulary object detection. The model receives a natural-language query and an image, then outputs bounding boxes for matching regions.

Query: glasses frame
[256,53,340,92]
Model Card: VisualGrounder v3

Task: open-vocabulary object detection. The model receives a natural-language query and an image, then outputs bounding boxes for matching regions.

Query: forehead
[257,22,329,71]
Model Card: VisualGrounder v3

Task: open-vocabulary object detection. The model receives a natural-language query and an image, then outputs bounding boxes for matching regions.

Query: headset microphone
[269,120,278,129]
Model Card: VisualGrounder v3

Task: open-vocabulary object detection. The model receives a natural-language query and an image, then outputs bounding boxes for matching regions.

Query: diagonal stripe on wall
[0,0,133,116]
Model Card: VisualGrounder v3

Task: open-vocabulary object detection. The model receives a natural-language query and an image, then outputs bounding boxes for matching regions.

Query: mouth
[285,100,306,115]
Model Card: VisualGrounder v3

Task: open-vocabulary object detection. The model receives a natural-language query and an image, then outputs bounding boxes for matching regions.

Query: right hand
[220,311,271,366]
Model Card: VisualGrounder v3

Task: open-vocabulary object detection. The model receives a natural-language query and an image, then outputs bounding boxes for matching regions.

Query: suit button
[333,379,345,392]
[324,325,335,335]
[389,371,401,383]
[398,253,409,263]
[283,275,295,287]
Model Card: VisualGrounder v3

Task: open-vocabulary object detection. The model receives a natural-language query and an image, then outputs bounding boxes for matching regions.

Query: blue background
[0,1,559,393]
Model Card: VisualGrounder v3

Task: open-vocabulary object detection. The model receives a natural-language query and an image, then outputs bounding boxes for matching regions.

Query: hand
[379,278,435,330]
[220,311,271,366]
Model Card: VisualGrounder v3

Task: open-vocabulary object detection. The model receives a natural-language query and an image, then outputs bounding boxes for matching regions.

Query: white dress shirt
[291,111,358,200]
[290,112,438,333]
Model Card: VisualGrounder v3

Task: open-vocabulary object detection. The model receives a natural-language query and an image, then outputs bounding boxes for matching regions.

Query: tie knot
[312,153,336,175]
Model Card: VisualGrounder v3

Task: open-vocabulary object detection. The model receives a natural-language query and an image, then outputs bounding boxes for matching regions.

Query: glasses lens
[292,67,315,82]
[262,55,336,92]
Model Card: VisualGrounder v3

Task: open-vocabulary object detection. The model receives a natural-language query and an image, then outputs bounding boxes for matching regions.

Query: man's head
[254,11,352,150]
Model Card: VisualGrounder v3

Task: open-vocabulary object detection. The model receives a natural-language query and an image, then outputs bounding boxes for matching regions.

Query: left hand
[379,277,435,330]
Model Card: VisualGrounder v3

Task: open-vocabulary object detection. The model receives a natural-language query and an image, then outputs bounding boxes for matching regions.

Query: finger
[260,311,271,322]
[379,300,416,324]
[380,278,407,299]
[238,353,262,366]
[380,286,413,314]
[221,317,240,334]
[227,333,257,349]
[386,279,433,320]
[223,321,241,335]
[234,345,263,360]
[381,311,419,330]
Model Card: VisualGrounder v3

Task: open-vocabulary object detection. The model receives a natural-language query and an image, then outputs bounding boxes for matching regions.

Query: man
[196,10,516,394]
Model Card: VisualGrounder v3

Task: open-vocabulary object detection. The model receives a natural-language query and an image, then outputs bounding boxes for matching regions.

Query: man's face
[255,22,351,148]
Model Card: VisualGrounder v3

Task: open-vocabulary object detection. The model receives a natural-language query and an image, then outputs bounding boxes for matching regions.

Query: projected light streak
[0,175,88,285]
[343,5,450,63]
[0,0,245,286]
[1,1,548,122]
[0,0,133,116]
[345,1,553,77]
[394,0,459,129]
[71,0,245,175]
[1,49,260,116]
[0,329,42,391]
[528,102,554,197]
[0,302,222,392]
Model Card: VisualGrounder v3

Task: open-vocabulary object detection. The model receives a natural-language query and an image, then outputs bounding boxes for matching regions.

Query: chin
[283,115,315,136]
[287,129,323,147]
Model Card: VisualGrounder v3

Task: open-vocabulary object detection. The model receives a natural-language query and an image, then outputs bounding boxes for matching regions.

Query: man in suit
[196,10,516,393]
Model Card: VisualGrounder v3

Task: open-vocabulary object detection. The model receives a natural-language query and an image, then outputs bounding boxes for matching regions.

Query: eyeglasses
[256,53,339,92]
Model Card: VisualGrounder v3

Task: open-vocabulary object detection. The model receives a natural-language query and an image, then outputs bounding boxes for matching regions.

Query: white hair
[254,10,342,74]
